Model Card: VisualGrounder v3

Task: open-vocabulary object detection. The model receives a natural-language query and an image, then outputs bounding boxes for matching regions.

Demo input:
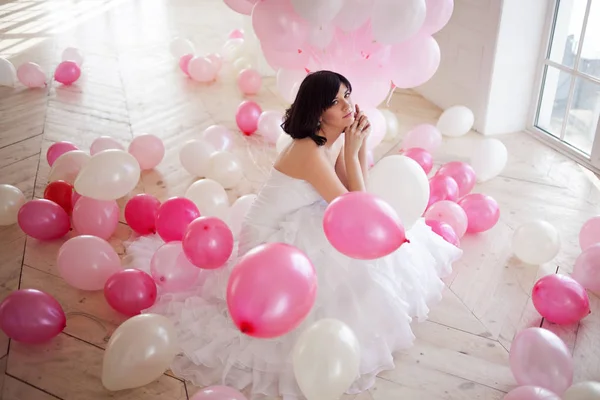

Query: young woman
[129,70,462,399]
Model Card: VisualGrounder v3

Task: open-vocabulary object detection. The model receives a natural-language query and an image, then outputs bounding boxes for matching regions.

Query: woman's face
[320,84,354,131]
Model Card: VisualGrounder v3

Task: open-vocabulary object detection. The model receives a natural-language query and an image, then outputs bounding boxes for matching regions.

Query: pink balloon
[236,100,262,135]
[227,242,317,338]
[90,136,124,155]
[150,241,200,292]
[57,235,122,291]
[54,60,81,85]
[423,200,468,238]
[188,56,217,83]
[509,327,573,395]
[390,35,440,89]
[0,289,66,344]
[425,219,460,247]
[428,175,459,208]
[237,68,262,95]
[18,199,71,241]
[228,29,245,39]
[124,193,161,235]
[573,243,600,294]
[402,124,442,153]
[420,0,454,36]
[72,190,82,206]
[179,53,194,76]
[402,148,433,174]
[252,0,308,52]
[17,62,46,88]
[191,385,247,400]
[223,0,257,15]
[458,193,500,234]
[128,134,165,170]
[104,269,157,316]
[261,44,310,71]
[435,161,476,197]
[206,53,223,71]
[72,197,120,240]
[323,192,407,259]
[182,217,234,269]
[532,274,590,325]
[155,197,200,242]
[47,141,79,166]
[579,216,600,251]
[257,111,284,144]
[503,386,561,400]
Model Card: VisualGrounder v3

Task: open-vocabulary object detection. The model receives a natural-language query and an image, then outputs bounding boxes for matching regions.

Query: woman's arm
[358,142,369,181]
[344,146,366,192]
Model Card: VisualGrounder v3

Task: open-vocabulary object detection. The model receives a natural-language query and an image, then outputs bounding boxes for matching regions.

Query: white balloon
[200,125,234,151]
[61,47,84,66]
[233,57,253,73]
[227,194,257,238]
[364,108,386,151]
[0,57,17,87]
[0,184,25,226]
[367,155,429,228]
[307,24,335,49]
[276,68,307,103]
[470,138,508,182]
[185,179,229,220]
[257,111,284,144]
[48,150,91,184]
[381,109,400,141]
[437,105,475,137]
[179,139,216,177]
[291,0,343,25]
[333,0,374,32]
[512,220,560,265]
[371,0,426,45]
[563,381,600,400]
[221,38,246,62]
[206,151,243,189]
[293,319,360,400]
[74,149,141,201]
[169,37,195,58]
[276,133,293,153]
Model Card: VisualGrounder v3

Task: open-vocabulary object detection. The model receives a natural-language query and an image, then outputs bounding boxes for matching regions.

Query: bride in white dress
[128,70,462,399]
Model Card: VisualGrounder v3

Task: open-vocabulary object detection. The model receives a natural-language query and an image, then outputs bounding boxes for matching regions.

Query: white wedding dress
[126,168,462,399]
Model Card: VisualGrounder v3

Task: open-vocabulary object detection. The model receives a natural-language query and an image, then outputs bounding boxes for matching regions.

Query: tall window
[534,0,600,169]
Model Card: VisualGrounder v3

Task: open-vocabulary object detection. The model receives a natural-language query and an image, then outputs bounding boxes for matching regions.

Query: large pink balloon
[57,235,122,291]
[425,219,459,247]
[128,134,165,170]
[423,200,468,238]
[435,161,476,197]
[402,124,442,153]
[237,68,262,95]
[151,241,200,292]
[420,0,454,36]
[390,35,440,89]
[235,100,262,135]
[191,385,247,400]
[182,217,234,269]
[72,196,120,240]
[503,386,561,400]
[402,148,433,175]
[155,197,200,242]
[509,327,573,395]
[428,175,459,207]
[262,44,310,71]
[104,269,157,316]
[18,199,71,241]
[54,60,81,85]
[252,0,308,52]
[532,274,590,325]
[47,141,79,166]
[0,289,66,344]
[323,191,407,259]
[458,193,500,234]
[124,193,161,235]
[573,243,600,294]
[227,243,317,338]
[579,216,600,251]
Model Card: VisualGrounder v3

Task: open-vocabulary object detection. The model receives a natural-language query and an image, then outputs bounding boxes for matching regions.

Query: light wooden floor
[1,0,599,399]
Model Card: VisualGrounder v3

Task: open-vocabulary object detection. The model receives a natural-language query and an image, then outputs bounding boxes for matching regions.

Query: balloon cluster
[0,47,83,88]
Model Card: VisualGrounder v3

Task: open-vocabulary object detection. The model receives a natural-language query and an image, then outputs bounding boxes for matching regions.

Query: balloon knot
[239,322,254,334]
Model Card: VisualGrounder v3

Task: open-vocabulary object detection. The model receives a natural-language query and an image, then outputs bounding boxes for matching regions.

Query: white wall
[416,0,552,136]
